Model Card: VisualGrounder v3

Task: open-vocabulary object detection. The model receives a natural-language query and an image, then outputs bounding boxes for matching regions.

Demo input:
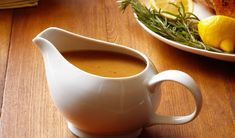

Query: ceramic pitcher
[33,27,202,138]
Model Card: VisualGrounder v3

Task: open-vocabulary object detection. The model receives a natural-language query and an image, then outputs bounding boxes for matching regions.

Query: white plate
[135,1,235,62]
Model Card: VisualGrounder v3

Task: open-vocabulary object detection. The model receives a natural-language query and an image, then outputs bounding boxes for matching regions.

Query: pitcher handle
[147,70,202,125]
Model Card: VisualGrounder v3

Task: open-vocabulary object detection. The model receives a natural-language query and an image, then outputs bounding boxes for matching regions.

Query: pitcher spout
[33,27,63,52]
[32,27,64,56]
[32,28,71,77]
[33,27,98,53]
[33,37,54,54]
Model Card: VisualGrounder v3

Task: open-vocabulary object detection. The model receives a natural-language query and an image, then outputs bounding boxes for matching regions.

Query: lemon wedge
[198,15,235,53]
[149,0,194,19]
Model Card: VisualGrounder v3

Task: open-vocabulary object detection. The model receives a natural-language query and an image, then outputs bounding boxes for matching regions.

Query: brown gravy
[62,50,146,78]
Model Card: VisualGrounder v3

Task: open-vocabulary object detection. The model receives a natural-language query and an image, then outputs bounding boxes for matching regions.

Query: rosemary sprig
[117,0,223,53]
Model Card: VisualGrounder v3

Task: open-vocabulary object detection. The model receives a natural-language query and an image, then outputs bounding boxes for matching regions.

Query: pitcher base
[67,122,142,138]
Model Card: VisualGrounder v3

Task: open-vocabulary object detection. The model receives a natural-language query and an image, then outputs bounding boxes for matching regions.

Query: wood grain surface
[0,0,235,138]
[0,10,12,114]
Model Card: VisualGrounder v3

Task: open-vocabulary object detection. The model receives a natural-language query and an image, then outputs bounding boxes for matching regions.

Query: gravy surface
[62,50,146,78]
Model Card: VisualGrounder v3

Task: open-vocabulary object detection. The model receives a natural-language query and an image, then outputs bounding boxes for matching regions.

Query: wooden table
[0,0,235,137]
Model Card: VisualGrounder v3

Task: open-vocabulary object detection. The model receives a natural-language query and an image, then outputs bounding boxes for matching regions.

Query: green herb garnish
[117,0,223,52]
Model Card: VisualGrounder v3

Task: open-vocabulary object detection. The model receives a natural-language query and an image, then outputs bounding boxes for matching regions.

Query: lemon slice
[150,0,194,19]
[198,15,235,52]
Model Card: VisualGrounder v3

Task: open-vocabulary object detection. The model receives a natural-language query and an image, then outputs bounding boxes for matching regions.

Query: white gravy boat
[33,27,202,138]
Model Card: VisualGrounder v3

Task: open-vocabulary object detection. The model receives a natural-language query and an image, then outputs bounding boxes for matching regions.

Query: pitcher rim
[34,27,151,80]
